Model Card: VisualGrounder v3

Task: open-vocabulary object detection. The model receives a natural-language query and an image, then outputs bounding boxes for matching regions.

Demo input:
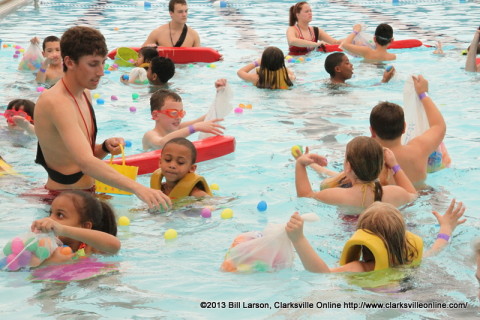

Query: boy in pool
[121,53,175,86]
[142,79,226,150]
[341,23,396,61]
[369,75,445,188]
[150,137,211,198]
[324,52,395,85]
[31,36,63,84]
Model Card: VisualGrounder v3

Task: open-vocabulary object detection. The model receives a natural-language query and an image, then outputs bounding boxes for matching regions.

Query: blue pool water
[1,0,480,318]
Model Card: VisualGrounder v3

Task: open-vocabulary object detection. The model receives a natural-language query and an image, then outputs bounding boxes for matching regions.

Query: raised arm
[465,29,480,72]
[408,75,446,157]
[424,199,466,257]
[340,24,370,58]
[295,150,328,197]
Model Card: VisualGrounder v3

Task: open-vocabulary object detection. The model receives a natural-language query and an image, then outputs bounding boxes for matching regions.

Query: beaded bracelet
[253,61,259,67]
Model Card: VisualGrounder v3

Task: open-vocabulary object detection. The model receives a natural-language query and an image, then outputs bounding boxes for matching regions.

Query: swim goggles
[154,109,186,119]
[2,110,33,125]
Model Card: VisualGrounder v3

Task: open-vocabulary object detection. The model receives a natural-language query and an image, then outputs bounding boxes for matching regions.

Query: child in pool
[286,199,466,273]
[142,79,226,150]
[31,36,63,85]
[295,136,417,214]
[341,23,396,61]
[5,99,35,135]
[31,190,120,265]
[121,48,175,85]
[151,137,211,198]
[237,46,295,89]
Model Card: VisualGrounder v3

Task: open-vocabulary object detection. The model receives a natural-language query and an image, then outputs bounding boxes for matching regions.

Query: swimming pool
[1,0,480,318]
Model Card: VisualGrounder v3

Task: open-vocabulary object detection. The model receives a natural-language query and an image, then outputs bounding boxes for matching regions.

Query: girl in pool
[286,1,340,55]
[31,190,120,264]
[286,199,466,272]
[341,23,396,61]
[4,99,35,135]
[237,46,295,89]
[295,136,417,213]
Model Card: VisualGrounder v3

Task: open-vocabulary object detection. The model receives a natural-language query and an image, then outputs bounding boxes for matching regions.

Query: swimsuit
[35,91,98,185]
[289,25,319,55]
[162,24,189,47]
[256,68,292,89]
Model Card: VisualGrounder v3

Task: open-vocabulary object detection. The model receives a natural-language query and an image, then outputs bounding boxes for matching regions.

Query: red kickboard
[318,39,423,53]
[108,47,222,64]
[110,135,236,175]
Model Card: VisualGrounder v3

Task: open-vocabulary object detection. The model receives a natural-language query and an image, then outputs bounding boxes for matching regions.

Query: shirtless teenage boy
[34,26,171,209]
[142,0,200,47]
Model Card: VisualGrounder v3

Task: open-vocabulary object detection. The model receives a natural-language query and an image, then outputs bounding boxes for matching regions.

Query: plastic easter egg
[129,106,137,112]
[132,93,139,100]
[291,145,303,158]
[36,86,45,92]
[93,93,101,99]
[25,237,38,252]
[13,54,19,59]
[209,63,216,68]
[201,208,212,218]
[221,259,237,272]
[104,70,111,74]
[35,246,50,260]
[237,264,252,272]
[234,107,243,114]
[121,74,129,81]
[285,55,292,60]
[16,250,32,267]
[239,103,245,108]
[11,237,24,254]
[221,208,233,219]
[118,216,130,226]
[385,65,393,72]
[252,260,269,272]
[125,140,132,147]
[164,229,177,240]
[210,183,219,190]
[3,241,12,256]
[257,200,267,212]
[111,95,118,101]
[114,27,119,31]
[245,104,252,109]
[96,98,105,105]
[60,246,73,255]
[6,254,20,271]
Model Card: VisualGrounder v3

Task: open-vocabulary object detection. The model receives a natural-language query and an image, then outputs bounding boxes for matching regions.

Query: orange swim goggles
[3,110,33,125]
[154,109,186,119]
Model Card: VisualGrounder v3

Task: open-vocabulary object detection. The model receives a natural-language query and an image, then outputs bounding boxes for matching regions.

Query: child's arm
[190,187,210,198]
[295,151,328,197]
[35,58,53,83]
[12,116,35,135]
[384,148,417,198]
[380,66,395,83]
[465,29,480,72]
[424,199,466,257]
[340,24,371,58]
[237,61,260,84]
[31,217,121,254]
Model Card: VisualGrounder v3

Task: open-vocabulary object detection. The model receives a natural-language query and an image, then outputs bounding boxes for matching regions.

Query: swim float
[108,47,222,64]
[110,135,235,175]
[318,39,423,53]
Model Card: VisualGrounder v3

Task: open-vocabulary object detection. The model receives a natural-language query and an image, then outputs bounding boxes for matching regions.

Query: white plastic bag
[221,213,319,272]
[402,76,451,172]
[198,83,233,139]
[128,67,148,84]
[18,42,44,71]
[1,232,59,271]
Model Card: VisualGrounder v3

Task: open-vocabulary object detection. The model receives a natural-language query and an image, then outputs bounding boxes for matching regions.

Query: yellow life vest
[150,168,212,200]
[339,229,423,271]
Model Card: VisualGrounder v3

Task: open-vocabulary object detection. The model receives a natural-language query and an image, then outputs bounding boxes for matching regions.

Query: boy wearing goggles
[142,79,226,150]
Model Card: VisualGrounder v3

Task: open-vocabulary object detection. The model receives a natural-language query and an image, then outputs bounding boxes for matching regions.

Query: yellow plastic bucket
[115,47,138,67]
[95,145,138,195]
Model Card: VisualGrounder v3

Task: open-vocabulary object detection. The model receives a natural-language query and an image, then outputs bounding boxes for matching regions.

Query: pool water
[1,0,480,318]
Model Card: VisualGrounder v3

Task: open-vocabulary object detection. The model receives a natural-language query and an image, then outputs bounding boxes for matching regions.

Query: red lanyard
[62,79,94,151]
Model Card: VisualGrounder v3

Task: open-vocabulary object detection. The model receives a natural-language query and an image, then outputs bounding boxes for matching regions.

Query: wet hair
[169,0,187,12]
[138,46,159,64]
[7,99,35,119]
[289,1,308,26]
[61,26,108,72]
[42,36,60,51]
[357,202,418,267]
[370,101,405,140]
[58,190,117,236]
[163,137,197,163]
[345,136,383,202]
[324,52,345,78]
[150,57,175,84]
[150,88,182,112]
[374,23,393,46]
[257,47,293,89]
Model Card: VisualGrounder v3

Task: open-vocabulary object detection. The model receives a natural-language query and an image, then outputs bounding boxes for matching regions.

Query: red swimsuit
[289,25,317,55]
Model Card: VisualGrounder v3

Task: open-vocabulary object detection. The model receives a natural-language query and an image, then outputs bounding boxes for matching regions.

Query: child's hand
[193,119,225,135]
[353,24,362,33]
[215,78,227,90]
[383,147,398,169]
[285,212,305,243]
[31,217,64,236]
[296,147,327,167]
[42,247,75,265]
[382,66,395,83]
[412,75,428,95]
[12,116,31,130]
[432,199,466,235]
[30,37,40,45]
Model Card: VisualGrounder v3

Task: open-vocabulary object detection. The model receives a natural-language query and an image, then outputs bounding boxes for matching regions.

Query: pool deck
[0,0,32,20]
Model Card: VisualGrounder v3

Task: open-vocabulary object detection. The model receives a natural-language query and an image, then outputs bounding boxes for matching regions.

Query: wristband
[418,92,429,100]
[39,68,46,73]
[188,125,196,134]
[352,30,359,35]
[253,61,259,67]
[437,233,450,242]
[102,140,109,153]
[392,164,401,175]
